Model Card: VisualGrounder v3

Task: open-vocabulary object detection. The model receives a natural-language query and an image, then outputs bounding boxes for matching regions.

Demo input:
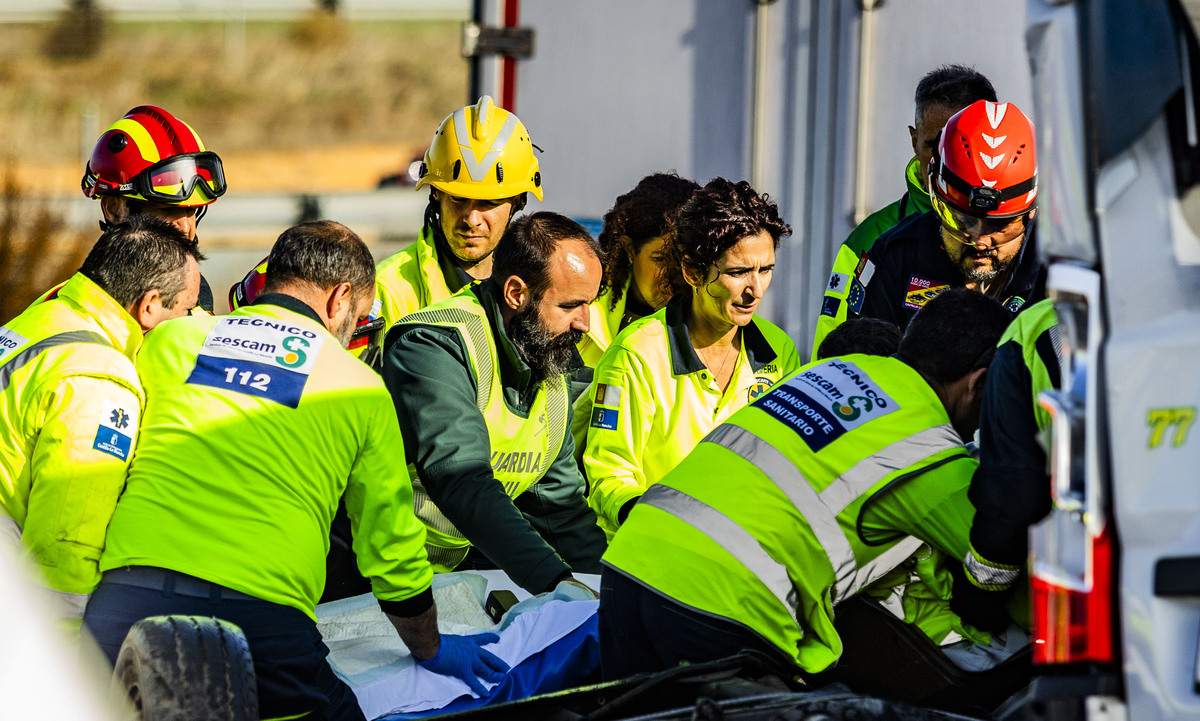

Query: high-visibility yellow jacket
[604,355,988,673]
[99,295,431,619]
[581,298,802,538]
[0,273,144,617]
[375,225,469,336]
[577,283,631,369]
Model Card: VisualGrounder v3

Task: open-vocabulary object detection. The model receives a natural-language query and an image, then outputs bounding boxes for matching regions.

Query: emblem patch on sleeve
[826,272,850,294]
[93,400,138,460]
[903,275,950,310]
[591,407,619,430]
[820,296,841,318]
[846,278,866,315]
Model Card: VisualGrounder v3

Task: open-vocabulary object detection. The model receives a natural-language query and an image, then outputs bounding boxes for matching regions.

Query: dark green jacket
[382,280,605,594]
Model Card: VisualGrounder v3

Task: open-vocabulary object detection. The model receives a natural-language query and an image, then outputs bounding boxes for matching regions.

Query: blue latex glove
[416,632,510,697]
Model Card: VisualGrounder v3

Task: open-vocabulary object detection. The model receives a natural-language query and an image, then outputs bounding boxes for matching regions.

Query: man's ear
[130,288,162,332]
[100,195,128,224]
[909,125,919,157]
[967,366,989,397]
[326,282,353,320]
[501,275,529,312]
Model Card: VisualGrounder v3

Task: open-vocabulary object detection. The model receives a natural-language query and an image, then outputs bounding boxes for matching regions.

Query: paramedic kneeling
[598,289,1012,679]
[84,221,507,721]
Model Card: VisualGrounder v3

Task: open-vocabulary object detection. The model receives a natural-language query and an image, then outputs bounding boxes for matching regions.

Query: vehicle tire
[111,615,258,721]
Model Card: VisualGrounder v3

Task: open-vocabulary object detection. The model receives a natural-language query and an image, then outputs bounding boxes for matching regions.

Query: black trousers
[597,566,792,680]
[84,567,365,721]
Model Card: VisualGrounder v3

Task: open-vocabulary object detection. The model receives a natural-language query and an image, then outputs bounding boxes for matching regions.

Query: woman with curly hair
[576,172,701,367]
[581,177,802,538]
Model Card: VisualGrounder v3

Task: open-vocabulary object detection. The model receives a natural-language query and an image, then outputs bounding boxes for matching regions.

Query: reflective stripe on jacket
[581,297,801,538]
[603,354,980,672]
[0,273,143,612]
[398,291,570,570]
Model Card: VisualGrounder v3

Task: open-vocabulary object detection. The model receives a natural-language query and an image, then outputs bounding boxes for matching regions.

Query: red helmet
[229,257,269,312]
[228,258,384,352]
[82,105,226,207]
[928,100,1036,239]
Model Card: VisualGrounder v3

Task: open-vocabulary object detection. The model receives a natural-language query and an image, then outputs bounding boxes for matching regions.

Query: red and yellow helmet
[416,95,542,202]
[82,105,226,208]
[928,100,1037,238]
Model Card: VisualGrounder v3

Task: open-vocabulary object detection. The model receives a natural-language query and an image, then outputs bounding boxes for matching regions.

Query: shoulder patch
[93,400,138,460]
[903,275,950,310]
[590,407,619,431]
[594,382,622,408]
[846,278,866,315]
[826,272,850,294]
[820,296,841,318]
[854,254,876,287]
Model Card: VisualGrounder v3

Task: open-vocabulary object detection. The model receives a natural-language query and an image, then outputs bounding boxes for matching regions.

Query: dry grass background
[0,11,467,193]
[0,10,465,322]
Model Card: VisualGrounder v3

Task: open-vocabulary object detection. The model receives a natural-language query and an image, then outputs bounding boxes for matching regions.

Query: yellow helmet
[416,96,543,202]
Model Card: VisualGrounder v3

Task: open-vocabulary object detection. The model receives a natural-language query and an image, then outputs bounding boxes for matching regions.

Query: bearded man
[382,212,607,595]
[853,100,1044,332]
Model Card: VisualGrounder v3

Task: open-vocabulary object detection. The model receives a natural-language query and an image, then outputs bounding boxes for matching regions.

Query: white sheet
[316,572,599,719]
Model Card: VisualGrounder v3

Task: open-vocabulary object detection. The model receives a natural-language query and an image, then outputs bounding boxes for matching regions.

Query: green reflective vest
[398,290,570,570]
[0,273,143,616]
[604,354,980,672]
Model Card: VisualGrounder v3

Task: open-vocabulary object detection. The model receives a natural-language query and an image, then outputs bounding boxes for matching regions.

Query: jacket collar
[904,156,933,214]
[664,295,779,376]
[252,292,325,327]
[59,273,144,361]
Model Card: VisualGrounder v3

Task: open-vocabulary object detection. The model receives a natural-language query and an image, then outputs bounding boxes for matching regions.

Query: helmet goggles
[930,191,1032,247]
[128,151,226,205]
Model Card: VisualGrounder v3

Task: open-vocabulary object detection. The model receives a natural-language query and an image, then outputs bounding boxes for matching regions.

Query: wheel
[111,615,258,721]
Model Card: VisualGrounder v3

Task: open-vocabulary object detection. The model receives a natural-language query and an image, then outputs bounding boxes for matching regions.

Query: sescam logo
[831,395,874,421]
[186,316,326,408]
[753,359,900,452]
[276,336,310,368]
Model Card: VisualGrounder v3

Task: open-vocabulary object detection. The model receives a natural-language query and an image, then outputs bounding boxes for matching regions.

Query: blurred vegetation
[43,0,108,60]
[0,14,466,166]
[0,171,91,324]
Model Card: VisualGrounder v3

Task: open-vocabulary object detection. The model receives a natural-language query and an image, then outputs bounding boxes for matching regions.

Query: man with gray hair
[811,65,997,357]
[85,220,506,721]
[0,213,202,621]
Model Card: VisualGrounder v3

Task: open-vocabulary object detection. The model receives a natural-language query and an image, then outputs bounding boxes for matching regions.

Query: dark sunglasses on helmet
[131,152,227,204]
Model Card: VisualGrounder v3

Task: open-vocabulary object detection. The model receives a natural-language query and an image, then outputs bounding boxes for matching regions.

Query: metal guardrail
[0,0,470,23]
[29,189,428,243]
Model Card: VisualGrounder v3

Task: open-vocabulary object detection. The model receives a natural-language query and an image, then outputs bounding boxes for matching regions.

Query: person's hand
[559,576,600,599]
[949,563,1013,634]
[415,633,509,696]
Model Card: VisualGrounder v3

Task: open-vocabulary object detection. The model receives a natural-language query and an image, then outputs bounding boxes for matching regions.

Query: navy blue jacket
[853,211,1046,331]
